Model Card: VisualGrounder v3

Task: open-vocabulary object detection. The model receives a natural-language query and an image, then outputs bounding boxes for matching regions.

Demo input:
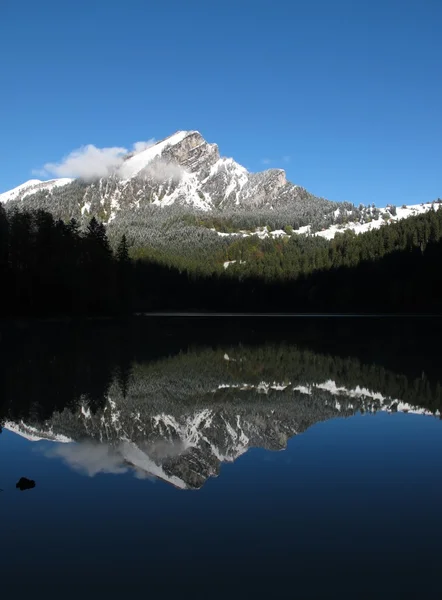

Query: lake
[1,317,442,598]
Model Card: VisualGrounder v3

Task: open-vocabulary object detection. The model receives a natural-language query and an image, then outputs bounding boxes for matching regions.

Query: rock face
[0,131,324,222]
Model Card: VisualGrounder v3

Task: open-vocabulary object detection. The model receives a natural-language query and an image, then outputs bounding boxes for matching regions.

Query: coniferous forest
[1,202,442,316]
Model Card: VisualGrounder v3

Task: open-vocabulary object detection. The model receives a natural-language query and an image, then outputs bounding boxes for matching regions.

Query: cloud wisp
[43,438,190,480]
[44,441,128,477]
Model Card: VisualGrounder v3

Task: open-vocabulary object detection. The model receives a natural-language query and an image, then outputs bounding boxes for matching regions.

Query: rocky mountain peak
[157,130,220,175]
[119,130,219,179]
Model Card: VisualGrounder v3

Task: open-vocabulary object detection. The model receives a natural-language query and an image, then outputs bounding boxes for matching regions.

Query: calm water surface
[1,318,441,598]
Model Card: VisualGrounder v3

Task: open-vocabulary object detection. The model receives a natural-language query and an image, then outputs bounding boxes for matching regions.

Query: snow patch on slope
[211,202,442,242]
[293,379,437,416]
[214,379,438,417]
[314,202,440,240]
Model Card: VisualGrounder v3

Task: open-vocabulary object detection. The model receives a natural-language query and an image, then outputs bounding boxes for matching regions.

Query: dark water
[1,318,442,598]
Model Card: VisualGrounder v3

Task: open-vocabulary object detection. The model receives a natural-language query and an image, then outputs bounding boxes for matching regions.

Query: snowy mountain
[2,130,440,244]
[0,131,314,216]
[0,130,349,241]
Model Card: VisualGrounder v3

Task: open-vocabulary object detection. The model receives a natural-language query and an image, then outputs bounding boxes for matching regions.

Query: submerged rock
[16,477,36,491]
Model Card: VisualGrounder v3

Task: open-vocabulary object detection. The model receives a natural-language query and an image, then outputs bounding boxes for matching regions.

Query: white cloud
[36,139,158,181]
[283,155,291,163]
[261,158,272,165]
[41,145,128,180]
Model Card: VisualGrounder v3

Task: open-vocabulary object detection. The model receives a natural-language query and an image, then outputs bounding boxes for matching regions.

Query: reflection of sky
[2,412,442,596]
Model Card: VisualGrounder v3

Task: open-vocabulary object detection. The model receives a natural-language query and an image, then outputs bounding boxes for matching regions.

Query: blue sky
[0,0,440,206]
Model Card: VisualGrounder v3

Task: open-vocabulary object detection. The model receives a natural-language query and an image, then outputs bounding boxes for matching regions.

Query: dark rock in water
[16,477,36,491]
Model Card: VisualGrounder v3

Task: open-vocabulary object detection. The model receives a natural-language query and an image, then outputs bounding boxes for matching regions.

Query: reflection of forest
[1,318,440,427]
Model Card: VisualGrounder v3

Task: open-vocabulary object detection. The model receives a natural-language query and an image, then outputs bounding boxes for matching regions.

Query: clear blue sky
[1,0,441,206]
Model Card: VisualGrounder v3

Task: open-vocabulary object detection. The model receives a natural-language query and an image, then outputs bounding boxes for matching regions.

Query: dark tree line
[131,240,442,313]
[0,206,132,316]
[1,203,442,316]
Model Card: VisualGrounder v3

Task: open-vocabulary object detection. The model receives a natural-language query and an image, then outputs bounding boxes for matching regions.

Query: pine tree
[87,217,112,257]
[117,234,130,264]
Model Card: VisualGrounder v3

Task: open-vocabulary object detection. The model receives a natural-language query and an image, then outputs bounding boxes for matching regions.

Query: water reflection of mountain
[2,338,441,490]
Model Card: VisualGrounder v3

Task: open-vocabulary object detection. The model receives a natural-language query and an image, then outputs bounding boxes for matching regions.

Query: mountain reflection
[2,324,441,490]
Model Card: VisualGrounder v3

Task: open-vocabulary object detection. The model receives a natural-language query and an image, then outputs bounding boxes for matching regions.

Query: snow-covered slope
[311,202,441,240]
[0,178,73,203]
[215,201,442,245]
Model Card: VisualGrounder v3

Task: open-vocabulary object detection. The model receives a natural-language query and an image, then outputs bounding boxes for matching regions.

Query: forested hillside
[1,201,442,316]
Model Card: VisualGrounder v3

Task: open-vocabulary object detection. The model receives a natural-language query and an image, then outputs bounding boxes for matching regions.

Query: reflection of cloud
[43,439,189,489]
[133,468,157,482]
[45,442,128,476]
